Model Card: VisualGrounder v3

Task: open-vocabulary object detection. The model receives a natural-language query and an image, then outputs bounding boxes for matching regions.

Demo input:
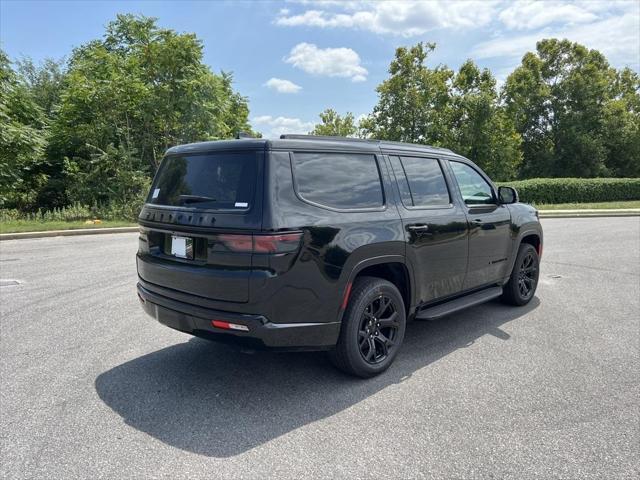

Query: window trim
[388,155,454,211]
[448,159,498,207]
[289,151,387,213]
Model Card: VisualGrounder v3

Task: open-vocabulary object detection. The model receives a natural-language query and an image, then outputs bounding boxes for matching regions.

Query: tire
[502,243,540,306]
[329,276,406,378]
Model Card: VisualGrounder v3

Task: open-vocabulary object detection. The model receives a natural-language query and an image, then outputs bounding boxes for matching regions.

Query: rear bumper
[137,283,340,351]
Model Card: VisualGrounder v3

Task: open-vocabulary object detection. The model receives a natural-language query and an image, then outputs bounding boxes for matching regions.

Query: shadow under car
[95,297,539,457]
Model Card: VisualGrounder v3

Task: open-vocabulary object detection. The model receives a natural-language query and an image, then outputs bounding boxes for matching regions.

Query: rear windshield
[148,152,257,210]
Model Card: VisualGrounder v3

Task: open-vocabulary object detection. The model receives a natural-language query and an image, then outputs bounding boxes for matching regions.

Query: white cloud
[251,115,315,139]
[284,43,368,82]
[276,0,640,54]
[276,1,499,36]
[498,1,598,30]
[473,9,640,69]
[264,77,302,93]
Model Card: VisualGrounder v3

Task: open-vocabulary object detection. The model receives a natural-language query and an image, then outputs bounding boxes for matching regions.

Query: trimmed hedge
[498,178,640,205]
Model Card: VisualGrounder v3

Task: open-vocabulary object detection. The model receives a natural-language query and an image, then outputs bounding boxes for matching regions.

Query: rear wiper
[178,195,217,204]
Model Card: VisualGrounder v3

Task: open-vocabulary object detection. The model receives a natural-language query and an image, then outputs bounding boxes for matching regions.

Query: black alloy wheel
[358,295,400,364]
[517,250,538,300]
[329,276,406,378]
[502,243,540,306]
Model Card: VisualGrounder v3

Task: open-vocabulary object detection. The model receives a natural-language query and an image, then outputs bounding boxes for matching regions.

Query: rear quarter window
[292,152,384,210]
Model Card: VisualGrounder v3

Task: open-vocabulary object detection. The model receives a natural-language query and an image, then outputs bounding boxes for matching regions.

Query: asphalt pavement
[1,217,638,479]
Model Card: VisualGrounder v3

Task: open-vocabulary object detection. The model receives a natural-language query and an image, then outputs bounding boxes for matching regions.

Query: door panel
[448,160,512,289]
[464,204,512,288]
[387,155,468,304]
[403,209,469,303]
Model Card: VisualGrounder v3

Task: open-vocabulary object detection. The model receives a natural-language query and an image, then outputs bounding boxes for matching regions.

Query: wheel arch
[340,256,413,322]
[520,233,542,256]
[504,228,543,282]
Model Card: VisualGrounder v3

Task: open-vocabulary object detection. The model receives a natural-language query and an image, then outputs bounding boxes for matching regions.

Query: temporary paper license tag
[152,188,160,199]
[235,202,248,208]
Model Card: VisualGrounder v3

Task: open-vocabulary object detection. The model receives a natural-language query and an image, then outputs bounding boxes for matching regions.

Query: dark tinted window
[389,156,450,207]
[293,152,383,209]
[148,152,257,209]
[450,161,495,205]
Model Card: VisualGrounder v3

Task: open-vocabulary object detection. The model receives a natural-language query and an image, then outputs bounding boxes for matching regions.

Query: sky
[1,0,639,138]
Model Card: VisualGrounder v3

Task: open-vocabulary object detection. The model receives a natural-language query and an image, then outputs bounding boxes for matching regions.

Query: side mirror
[498,186,518,204]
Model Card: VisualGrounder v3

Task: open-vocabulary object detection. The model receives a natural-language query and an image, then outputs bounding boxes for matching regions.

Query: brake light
[217,233,302,254]
[218,234,253,252]
[254,233,302,253]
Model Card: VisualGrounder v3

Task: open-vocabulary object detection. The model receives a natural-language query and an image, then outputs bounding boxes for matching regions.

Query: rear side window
[292,152,384,210]
[148,152,257,210]
[389,156,450,207]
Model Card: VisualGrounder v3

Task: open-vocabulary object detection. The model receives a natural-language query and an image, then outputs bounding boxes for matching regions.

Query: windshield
[148,151,257,210]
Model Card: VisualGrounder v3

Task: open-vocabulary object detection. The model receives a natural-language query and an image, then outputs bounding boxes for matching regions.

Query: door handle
[472,218,496,230]
[407,224,431,237]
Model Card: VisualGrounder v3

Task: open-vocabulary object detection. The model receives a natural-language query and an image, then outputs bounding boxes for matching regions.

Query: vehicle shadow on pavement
[95,297,539,457]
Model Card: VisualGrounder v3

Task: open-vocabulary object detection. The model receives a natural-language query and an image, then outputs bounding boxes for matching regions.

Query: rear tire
[502,243,539,306]
[329,277,406,378]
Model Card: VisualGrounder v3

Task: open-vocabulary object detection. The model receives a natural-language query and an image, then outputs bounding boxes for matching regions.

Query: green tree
[0,49,48,208]
[601,68,640,177]
[364,44,521,180]
[17,57,66,118]
[364,43,454,145]
[310,109,358,136]
[503,38,635,178]
[49,14,253,207]
[14,57,68,208]
[449,61,521,180]
[63,143,150,213]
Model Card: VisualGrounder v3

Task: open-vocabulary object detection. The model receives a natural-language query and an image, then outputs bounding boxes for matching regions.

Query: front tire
[329,277,406,378]
[502,243,540,306]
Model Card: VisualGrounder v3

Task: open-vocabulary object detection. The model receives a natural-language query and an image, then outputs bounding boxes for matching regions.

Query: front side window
[389,156,450,207]
[450,161,495,205]
[148,152,257,209]
[292,152,384,209]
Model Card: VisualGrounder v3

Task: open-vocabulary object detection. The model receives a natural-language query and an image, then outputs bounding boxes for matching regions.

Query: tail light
[254,233,302,253]
[217,232,302,254]
[217,234,253,252]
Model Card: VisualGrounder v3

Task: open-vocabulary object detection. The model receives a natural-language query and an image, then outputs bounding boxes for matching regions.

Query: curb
[0,226,138,241]
[539,209,640,218]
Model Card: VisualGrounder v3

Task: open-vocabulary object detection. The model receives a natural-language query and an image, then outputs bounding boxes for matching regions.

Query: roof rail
[378,139,452,152]
[278,134,452,152]
[279,134,375,143]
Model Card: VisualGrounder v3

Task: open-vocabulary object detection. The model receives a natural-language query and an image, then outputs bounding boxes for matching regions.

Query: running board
[414,286,503,320]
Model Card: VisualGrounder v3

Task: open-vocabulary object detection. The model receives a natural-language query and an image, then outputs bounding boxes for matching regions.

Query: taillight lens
[254,233,302,253]
[216,233,302,254]
[218,234,254,252]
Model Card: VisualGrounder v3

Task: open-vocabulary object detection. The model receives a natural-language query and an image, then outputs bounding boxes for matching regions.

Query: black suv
[137,135,542,377]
